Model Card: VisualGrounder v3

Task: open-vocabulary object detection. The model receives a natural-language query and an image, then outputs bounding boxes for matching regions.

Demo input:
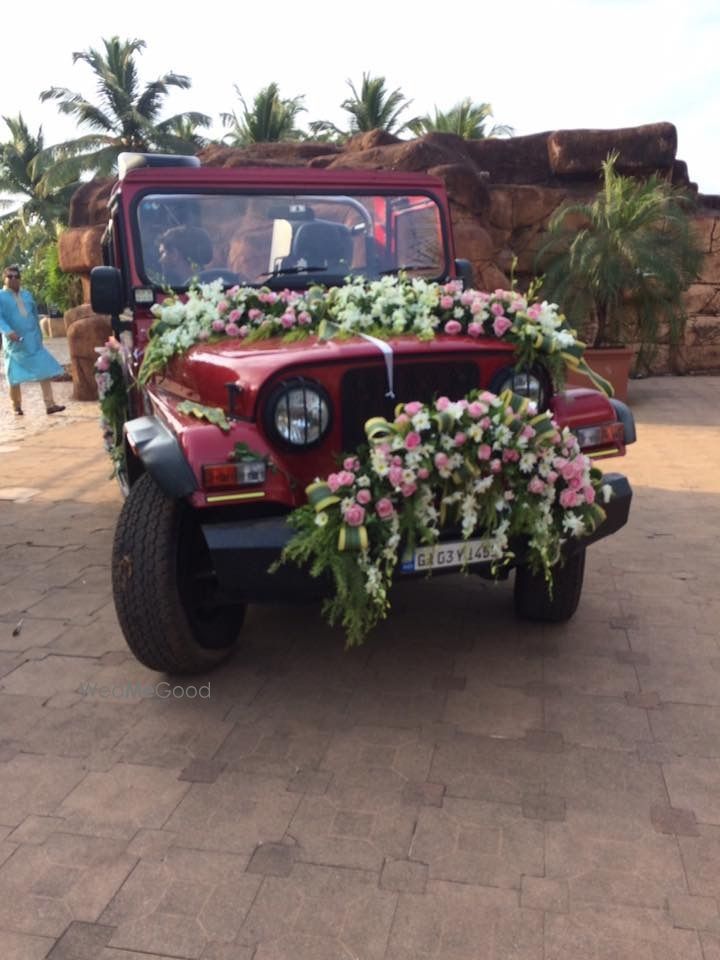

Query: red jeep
[91,153,634,673]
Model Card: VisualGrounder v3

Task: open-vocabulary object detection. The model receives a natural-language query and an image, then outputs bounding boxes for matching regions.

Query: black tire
[513,547,586,622]
[112,473,245,673]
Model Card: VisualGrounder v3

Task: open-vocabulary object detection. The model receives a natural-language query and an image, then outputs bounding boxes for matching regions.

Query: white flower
[562,514,586,537]
[314,512,329,527]
[357,475,371,488]
[601,483,613,504]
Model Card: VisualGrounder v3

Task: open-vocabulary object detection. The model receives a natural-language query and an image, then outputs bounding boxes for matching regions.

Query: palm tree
[0,114,75,228]
[538,152,702,367]
[408,98,513,139]
[311,73,416,140]
[38,37,210,189]
[221,83,306,145]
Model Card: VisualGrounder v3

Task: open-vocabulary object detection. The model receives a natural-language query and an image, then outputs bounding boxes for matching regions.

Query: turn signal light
[573,421,625,457]
[202,461,266,490]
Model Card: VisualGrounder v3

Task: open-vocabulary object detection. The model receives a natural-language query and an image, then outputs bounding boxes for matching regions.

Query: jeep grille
[341,361,479,451]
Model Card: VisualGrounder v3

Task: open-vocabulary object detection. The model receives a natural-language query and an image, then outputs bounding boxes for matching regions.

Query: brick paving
[0,374,719,958]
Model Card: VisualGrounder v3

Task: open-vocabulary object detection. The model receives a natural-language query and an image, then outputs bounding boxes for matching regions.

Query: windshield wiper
[257,265,327,279]
[379,265,431,275]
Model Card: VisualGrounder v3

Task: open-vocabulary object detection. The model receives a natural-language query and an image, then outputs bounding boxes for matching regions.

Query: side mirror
[454,258,474,289]
[91,266,126,317]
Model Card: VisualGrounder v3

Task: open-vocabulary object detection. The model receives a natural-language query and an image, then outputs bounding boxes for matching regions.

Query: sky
[1,0,719,194]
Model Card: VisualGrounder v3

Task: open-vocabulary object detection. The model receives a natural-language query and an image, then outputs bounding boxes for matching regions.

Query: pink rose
[344,503,366,527]
[211,319,225,332]
[454,432,466,447]
[298,311,312,325]
[238,325,249,338]
[546,470,558,485]
[491,301,506,317]
[435,397,450,411]
[477,444,492,460]
[225,322,241,337]
[343,456,360,471]
[280,311,296,328]
[521,425,536,440]
[467,322,482,338]
[405,431,422,449]
[327,472,342,492]
[527,304,541,320]
[440,295,455,310]
[470,299,485,315]
[434,452,449,469]
[228,309,242,323]
[356,489,372,505]
[400,482,417,498]
[388,465,404,487]
[528,476,545,495]
[248,308,263,321]
[502,448,520,462]
[417,467,430,480]
[337,470,355,487]
[583,485,596,503]
[493,315,512,338]
[376,498,395,520]
[467,401,485,419]
[444,320,462,335]
[197,330,210,341]
[217,300,229,314]
[490,459,502,474]
[395,413,410,426]
[559,489,579,508]
[404,401,423,416]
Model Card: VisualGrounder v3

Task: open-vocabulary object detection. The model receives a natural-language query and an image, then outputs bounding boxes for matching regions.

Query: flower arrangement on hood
[277,387,612,647]
[95,336,131,474]
[139,275,611,394]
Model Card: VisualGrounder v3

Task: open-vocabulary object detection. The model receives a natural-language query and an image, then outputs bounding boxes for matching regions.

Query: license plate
[400,537,502,573]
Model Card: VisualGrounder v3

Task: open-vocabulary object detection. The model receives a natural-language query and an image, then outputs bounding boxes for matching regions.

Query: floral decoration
[139,275,612,394]
[277,388,612,647]
[95,336,131,475]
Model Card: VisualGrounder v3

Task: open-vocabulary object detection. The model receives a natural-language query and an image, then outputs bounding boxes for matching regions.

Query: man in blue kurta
[0,265,65,416]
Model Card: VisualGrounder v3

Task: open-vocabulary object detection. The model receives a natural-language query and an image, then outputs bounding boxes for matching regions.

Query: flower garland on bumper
[278,389,612,647]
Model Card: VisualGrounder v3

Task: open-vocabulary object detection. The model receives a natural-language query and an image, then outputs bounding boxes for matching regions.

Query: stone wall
[60,122,720,378]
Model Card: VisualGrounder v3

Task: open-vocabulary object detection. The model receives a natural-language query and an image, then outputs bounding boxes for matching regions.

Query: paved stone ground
[0,375,719,959]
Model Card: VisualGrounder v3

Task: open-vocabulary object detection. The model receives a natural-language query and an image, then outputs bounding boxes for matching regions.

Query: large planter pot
[565,346,635,403]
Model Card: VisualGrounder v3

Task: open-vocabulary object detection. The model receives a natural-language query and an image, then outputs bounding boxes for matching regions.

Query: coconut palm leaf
[537,152,702,365]
[408,98,513,139]
[222,83,306,145]
[340,73,416,135]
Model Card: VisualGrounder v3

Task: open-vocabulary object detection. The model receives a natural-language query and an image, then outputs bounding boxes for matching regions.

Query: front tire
[513,547,586,622]
[112,473,245,673]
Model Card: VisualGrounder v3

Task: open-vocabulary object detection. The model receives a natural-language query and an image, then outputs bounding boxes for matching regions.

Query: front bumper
[202,472,632,603]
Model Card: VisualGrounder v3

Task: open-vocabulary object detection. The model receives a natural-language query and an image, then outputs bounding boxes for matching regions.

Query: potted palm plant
[537,152,702,400]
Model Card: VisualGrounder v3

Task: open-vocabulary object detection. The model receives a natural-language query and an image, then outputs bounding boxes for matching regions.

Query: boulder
[66,308,112,401]
[467,132,554,184]
[68,178,113,227]
[58,226,105,274]
[428,163,490,217]
[547,122,677,177]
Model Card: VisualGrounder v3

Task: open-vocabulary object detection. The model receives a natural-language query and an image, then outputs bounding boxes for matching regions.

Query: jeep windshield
[135,191,447,289]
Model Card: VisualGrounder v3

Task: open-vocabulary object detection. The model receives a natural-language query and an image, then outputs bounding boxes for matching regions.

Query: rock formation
[60,121,720,387]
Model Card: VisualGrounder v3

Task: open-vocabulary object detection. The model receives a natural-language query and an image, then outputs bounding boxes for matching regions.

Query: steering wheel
[190,268,246,286]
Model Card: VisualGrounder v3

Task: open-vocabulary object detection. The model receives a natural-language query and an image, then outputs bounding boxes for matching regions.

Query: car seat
[291,220,353,273]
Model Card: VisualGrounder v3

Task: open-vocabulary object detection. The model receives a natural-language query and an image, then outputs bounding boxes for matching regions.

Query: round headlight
[267,379,331,447]
[491,366,548,409]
